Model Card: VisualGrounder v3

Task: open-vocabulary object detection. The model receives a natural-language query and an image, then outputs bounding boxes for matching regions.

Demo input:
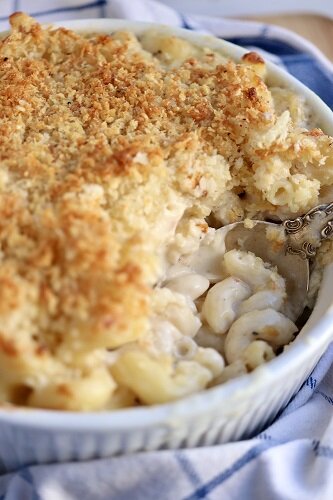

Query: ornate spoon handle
[283,202,333,260]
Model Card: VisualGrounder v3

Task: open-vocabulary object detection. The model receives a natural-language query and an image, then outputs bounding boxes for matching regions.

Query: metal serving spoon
[224,202,333,320]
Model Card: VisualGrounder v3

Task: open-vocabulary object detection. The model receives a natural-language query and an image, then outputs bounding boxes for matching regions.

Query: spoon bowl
[224,201,333,321]
[224,221,309,321]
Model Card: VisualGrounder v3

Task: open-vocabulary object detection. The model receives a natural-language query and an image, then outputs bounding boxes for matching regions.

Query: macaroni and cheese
[0,13,332,410]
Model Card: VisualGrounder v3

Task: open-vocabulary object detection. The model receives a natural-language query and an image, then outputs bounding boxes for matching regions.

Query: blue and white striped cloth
[1,1,333,498]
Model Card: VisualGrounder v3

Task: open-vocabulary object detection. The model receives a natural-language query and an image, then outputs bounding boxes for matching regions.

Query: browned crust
[242,51,265,65]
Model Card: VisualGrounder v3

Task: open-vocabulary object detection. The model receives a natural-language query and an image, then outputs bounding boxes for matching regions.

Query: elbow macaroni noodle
[0,13,330,411]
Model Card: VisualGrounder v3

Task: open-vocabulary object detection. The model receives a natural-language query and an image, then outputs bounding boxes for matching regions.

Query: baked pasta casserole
[0,13,332,410]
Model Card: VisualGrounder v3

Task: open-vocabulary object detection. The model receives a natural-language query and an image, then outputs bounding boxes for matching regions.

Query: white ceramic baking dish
[0,19,333,473]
